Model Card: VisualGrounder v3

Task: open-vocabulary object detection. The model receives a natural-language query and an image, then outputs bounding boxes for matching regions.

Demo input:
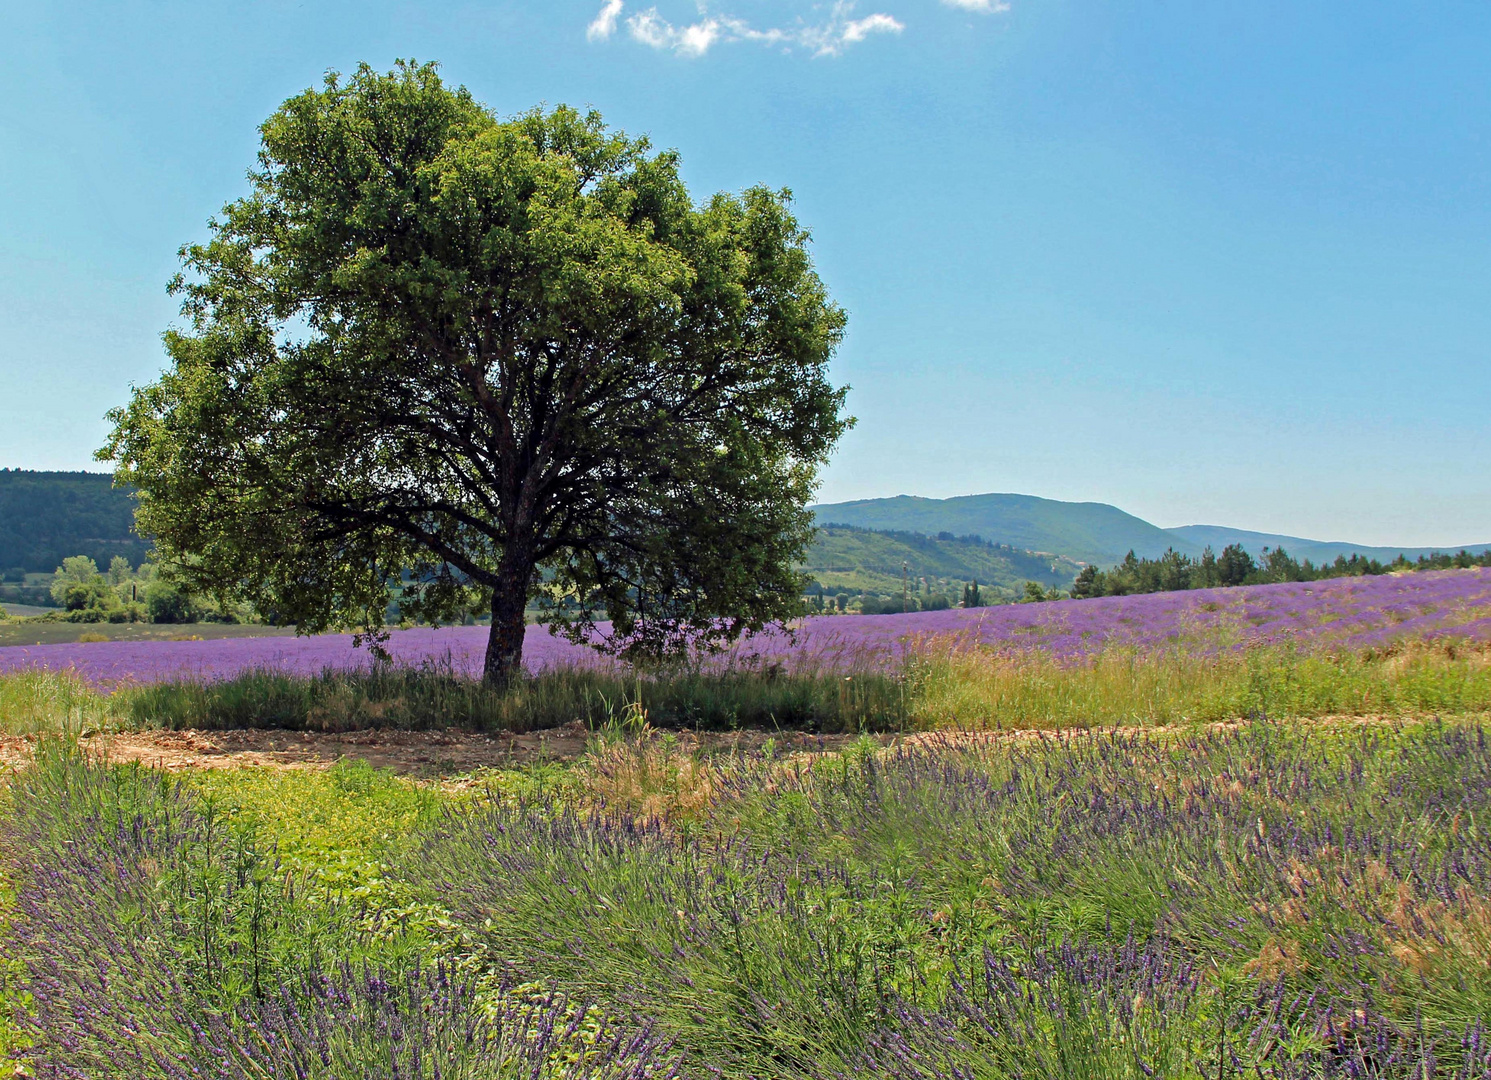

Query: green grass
[112,662,911,733]
[910,637,1491,729]
[0,669,124,734]
[0,620,299,647]
[4,639,1489,740]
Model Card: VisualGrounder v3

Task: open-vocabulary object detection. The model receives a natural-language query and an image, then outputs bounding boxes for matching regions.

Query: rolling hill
[811,493,1200,565]
[4,470,1485,591]
[802,526,1082,602]
[812,492,1491,569]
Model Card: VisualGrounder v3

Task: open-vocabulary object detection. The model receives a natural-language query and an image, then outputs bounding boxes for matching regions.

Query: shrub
[144,578,194,622]
[117,663,910,734]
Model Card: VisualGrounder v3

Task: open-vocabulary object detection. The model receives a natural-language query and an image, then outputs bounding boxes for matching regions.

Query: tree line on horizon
[1068,543,1491,600]
[0,555,236,624]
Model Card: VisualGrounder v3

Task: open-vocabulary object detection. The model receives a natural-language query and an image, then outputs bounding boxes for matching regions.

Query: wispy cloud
[589,2,904,58]
[587,0,625,40]
[840,12,903,43]
[941,0,1010,12]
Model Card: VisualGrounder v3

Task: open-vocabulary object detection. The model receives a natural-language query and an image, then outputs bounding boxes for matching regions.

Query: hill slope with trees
[812,493,1199,565]
[0,470,148,576]
[1165,524,1491,564]
[801,525,1082,607]
[813,492,1491,567]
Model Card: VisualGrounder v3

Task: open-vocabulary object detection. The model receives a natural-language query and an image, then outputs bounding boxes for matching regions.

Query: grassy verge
[0,669,123,735]
[4,638,1490,738]
[119,662,913,733]
[911,637,1491,728]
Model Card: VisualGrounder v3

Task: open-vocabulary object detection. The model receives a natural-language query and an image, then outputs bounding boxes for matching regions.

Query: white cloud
[941,0,1011,12]
[618,2,901,58]
[587,0,625,41]
[840,12,904,45]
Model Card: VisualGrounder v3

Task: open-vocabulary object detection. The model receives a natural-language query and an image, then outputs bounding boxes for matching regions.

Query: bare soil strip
[0,724,868,777]
[2,713,1477,779]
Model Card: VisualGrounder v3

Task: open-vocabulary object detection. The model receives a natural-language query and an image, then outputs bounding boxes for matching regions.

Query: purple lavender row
[2,567,1488,688]
[851,940,1491,1079]
[421,723,1491,1075]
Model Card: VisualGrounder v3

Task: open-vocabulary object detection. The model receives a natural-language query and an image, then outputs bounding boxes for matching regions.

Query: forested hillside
[811,492,1197,564]
[812,491,1490,568]
[0,470,147,575]
[802,525,1081,605]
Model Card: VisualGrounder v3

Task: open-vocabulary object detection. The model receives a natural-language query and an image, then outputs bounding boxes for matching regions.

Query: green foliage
[186,761,450,931]
[102,61,850,683]
[1018,580,1064,603]
[40,554,161,622]
[49,556,104,606]
[143,578,195,623]
[804,525,1078,606]
[0,469,148,576]
[116,663,909,735]
[1072,543,1491,599]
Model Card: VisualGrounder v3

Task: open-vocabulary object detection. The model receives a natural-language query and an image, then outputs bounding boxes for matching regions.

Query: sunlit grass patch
[0,669,123,736]
[179,758,480,953]
[0,783,28,1079]
[908,638,1491,729]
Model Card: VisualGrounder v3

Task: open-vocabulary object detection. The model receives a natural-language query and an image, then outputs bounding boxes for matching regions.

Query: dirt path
[1,713,1472,779]
[0,724,868,778]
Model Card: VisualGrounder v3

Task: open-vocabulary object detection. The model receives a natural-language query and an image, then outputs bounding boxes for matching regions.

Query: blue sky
[2,1,1489,545]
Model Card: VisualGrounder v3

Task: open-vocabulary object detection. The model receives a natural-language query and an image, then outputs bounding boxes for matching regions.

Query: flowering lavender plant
[3,742,679,1079]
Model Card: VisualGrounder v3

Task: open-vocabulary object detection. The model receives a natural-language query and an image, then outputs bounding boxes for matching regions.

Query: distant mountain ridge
[811,493,1200,565]
[2,471,1486,581]
[812,492,1491,569]
[1162,525,1491,566]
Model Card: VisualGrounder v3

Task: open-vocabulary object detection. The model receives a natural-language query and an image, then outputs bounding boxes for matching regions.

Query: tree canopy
[102,61,850,683]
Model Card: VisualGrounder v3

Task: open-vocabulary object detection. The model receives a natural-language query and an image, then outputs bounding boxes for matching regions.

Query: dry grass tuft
[584,731,718,823]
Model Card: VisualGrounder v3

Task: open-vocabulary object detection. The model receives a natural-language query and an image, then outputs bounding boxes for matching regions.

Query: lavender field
[9,722,1491,1078]
[4,576,1491,1075]
[2,568,1488,688]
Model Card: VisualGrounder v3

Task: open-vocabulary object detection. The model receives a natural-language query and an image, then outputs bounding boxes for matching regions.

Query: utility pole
[902,560,909,614]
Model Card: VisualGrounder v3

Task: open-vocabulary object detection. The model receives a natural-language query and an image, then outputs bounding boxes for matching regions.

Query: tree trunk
[484,545,533,687]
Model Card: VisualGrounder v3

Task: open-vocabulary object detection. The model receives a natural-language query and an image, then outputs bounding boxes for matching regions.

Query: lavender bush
[418,723,1491,1076]
[9,720,1491,1076]
[2,742,679,1079]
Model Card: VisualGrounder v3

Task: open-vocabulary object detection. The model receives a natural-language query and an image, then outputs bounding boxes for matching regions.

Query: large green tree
[102,62,850,684]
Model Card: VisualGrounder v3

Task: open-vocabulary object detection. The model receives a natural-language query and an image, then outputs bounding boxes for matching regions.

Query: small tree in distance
[102,62,851,684]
